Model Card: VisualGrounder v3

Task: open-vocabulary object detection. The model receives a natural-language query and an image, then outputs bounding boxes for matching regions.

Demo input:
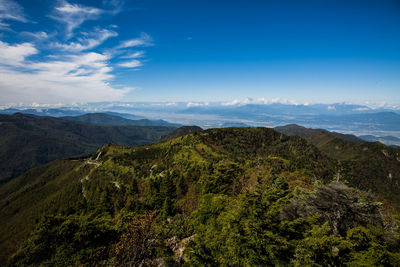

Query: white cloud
[21,31,49,40]
[221,98,260,106]
[363,101,400,110]
[121,50,145,58]
[0,1,151,105]
[0,40,131,105]
[102,0,124,15]
[187,102,209,107]
[150,102,178,106]
[269,98,300,105]
[117,32,153,48]
[53,28,118,52]
[0,0,28,29]
[221,99,241,106]
[353,107,370,111]
[0,66,129,104]
[118,59,142,68]
[327,105,336,110]
[121,86,136,91]
[51,1,103,38]
[0,41,38,66]
[221,98,300,106]
[165,102,177,106]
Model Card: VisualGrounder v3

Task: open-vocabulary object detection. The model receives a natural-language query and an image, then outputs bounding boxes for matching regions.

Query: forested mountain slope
[0,113,176,182]
[276,124,400,206]
[158,125,203,142]
[0,127,400,266]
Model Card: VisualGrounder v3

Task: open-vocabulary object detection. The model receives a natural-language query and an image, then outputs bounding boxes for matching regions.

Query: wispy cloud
[52,28,118,52]
[102,0,124,15]
[21,31,49,40]
[121,50,145,58]
[0,1,152,105]
[0,0,28,30]
[0,41,37,65]
[51,1,103,38]
[113,33,152,68]
[118,59,142,68]
[0,40,130,104]
[117,32,153,48]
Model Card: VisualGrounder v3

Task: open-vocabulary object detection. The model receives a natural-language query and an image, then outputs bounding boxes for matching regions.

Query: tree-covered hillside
[1,127,400,266]
[276,124,400,208]
[0,113,176,182]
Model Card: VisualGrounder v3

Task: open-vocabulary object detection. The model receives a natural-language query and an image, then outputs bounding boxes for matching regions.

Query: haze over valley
[2,101,400,145]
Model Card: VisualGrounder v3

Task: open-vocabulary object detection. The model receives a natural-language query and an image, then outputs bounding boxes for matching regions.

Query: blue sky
[0,0,399,105]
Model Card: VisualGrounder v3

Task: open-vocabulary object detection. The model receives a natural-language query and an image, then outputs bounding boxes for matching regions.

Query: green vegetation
[1,127,400,265]
[158,126,203,142]
[0,113,176,182]
[276,124,400,208]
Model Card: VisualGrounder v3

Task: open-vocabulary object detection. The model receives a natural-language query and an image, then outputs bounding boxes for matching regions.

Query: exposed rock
[166,235,196,262]
[112,181,120,189]
[382,150,389,157]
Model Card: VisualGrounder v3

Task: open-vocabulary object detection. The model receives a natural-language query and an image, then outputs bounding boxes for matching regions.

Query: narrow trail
[86,152,102,167]
[80,152,102,198]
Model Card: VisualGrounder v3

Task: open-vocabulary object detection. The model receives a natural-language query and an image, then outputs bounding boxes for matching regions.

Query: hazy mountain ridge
[275,124,364,149]
[0,113,176,182]
[2,103,400,140]
[61,113,181,127]
[0,108,84,117]
[360,134,400,147]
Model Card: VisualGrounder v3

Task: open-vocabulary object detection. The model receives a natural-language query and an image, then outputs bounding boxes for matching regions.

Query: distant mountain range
[359,135,400,146]
[0,113,177,182]
[158,125,203,142]
[275,124,364,145]
[0,108,84,117]
[0,107,145,119]
[182,105,400,131]
[61,113,181,127]
[0,108,179,126]
[1,102,400,140]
